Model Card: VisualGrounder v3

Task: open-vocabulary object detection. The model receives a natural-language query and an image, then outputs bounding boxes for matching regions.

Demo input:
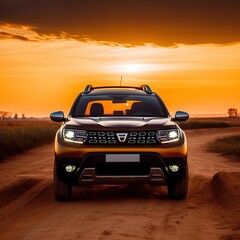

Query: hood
[65,117,177,131]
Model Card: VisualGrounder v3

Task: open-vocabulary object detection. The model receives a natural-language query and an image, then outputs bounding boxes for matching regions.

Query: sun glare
[121,64,143,73]
[111,63,170,74]
[111,63,157,73]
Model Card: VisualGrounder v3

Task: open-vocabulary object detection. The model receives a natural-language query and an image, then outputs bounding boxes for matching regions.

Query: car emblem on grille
[116,133,128,142]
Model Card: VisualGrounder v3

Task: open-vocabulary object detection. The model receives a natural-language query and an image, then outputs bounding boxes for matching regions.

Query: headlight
[63,129,88,144]
[156,129,180,143]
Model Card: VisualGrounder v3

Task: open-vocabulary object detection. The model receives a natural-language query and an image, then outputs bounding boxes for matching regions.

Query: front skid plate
[78,167,166,185]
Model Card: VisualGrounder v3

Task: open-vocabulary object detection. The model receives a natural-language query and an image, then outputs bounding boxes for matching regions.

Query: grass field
[0,120,60,161]
[208,135,240,159]
[178,117,240,130]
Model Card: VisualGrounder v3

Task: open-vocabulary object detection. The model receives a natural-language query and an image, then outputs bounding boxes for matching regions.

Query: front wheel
[168,165,189,200]
[54,161,72,201]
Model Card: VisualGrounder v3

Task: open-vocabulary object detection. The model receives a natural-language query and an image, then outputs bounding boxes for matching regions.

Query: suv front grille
[87,131,158,145]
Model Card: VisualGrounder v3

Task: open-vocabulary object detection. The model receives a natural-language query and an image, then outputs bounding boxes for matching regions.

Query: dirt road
[0,128,240,240]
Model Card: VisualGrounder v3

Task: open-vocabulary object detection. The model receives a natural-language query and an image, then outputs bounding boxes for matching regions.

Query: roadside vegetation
[208,135,240,159]
[0,120,60,161]
[179,121,230,130]
[178,118,240,130]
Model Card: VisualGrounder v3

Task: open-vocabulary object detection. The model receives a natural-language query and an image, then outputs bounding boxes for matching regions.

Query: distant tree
[14,113,18,119]
[228,108,238,117]
[0,111,12,119]
[233,109,238,117]
[22,114,25,119]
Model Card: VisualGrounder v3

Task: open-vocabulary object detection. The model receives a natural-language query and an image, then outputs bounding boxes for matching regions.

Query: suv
[50,85,189,201]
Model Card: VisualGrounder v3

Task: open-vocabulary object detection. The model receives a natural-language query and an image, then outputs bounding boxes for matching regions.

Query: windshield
[72,94,168,117]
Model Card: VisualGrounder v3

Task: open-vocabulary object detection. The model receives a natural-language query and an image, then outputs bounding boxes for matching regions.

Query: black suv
[50,85,189,201]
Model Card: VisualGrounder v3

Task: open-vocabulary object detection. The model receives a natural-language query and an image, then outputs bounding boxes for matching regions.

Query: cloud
[0,31,30,41]
[0,0,239,46]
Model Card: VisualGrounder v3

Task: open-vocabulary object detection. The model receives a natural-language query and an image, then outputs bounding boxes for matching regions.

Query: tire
[54,161,72,201]
[168,165,189,200]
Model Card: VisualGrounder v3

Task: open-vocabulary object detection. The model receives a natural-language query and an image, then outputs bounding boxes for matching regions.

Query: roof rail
[83,85,153,94]
[94,86,138,90]
[139,85,153,94]
[84,85,93,94]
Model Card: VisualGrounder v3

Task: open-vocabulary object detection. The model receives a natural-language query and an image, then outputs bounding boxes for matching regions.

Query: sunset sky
[0,0,240,117]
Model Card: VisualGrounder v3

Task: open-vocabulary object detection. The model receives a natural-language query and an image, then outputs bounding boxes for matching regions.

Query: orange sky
[0,23,240,117]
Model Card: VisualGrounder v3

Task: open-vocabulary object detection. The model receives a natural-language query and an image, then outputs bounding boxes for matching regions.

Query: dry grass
[208,135,240,159]
[0,120,60,161]
[178,117,240,130]
[179,121,230,130]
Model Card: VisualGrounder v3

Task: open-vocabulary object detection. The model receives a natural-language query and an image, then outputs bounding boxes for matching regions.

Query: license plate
[106,154,140,163]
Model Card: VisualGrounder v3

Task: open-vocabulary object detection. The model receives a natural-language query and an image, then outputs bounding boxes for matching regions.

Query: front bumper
[54,129,188,186]
[55,152,187,186]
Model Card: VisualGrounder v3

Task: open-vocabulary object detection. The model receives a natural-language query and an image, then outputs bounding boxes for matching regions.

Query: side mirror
[50,111,65,122]
[173,111,189,122]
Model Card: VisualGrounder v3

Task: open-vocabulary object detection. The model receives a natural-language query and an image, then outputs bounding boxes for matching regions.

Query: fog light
[65,165,76,173]
[169,165,179,172]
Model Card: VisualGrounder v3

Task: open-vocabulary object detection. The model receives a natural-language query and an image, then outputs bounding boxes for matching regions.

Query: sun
[121,64,144,73]
[109,63,159,74]
[112,63,149,73]
[112,63,162,73]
